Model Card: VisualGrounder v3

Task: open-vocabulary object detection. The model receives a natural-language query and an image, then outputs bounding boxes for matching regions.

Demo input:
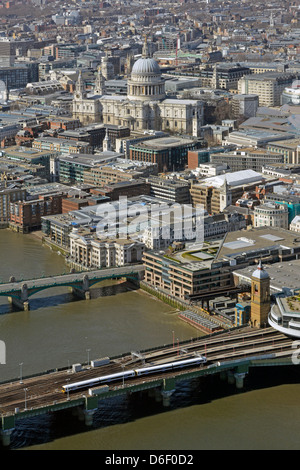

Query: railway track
[0,328,295,416]
[120,327,290,365]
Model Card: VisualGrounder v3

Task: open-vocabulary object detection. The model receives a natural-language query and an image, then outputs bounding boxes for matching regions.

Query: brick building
[61,197,90,214]
[10,194,64,232]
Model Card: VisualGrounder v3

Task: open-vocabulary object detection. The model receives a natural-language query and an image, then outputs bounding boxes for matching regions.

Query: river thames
[0,229,299,450]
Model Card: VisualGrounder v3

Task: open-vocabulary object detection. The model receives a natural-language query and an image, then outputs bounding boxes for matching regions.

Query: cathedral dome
[131,57,161,77]
[127,42,165,102]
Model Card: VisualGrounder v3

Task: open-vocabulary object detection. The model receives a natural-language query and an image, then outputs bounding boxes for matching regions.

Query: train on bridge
[62,356,207,393]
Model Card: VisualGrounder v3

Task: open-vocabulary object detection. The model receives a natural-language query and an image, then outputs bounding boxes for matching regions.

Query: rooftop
[217,226,300,260]
[198,169,264,188]
[234,259,300,293]
[132,136,196,150]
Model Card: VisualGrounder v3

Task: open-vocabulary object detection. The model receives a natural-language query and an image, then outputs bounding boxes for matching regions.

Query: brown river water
[0,229,299,450]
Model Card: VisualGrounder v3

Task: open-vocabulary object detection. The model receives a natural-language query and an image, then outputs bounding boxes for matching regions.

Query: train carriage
[62,356,207,393]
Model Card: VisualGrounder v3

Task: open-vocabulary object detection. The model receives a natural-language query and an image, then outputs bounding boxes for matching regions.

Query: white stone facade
[254,202,289,229]
[72,42,203,135]
[290,215,300,232]
[69,231,145,268]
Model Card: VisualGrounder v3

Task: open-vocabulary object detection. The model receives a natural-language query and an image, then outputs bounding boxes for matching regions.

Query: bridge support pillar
[71,287,91,300]
[8,296,30,311]
[76,406,96,425]
[220,371,227,381]
[0,428,14,447]
[147,388,156,398]
[8,282,30,311]
[234,373,246,390]
[227,371,235,385]
[161,378,176,406]
[77,407,85,421]
[1,415,15,447]
[83,396,98,426]
[161,390,175,407]
[154,388,162,403]
[83,409,96,426]
[72,274,91,301]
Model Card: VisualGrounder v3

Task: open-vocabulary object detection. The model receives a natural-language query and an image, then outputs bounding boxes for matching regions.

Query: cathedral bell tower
[94,66,106,96]
[250,260,270,328]
[74,70,86,100]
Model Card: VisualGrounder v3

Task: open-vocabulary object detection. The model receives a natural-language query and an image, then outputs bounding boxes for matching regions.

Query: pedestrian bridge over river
[0,265,145,311]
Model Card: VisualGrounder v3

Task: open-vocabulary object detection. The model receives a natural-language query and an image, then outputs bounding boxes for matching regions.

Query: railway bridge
[0,326,297,447]
[0,265,144,311]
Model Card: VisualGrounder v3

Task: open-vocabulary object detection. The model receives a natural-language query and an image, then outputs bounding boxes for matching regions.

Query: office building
[32,137,92,155]
[199,64,251,90]
[231,94,259,119]
[238,72,298,107]
[190,170,264,214]
[142,250,232,301]
[69,230,145,269]
[2,147,56,181]
[146,176,191,204]
[254,202,289,229]
[266,139,300,165]
[129,136,201,173]
[210,148,284,172]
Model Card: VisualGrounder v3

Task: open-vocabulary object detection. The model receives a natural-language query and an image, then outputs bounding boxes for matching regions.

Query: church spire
[142,35,150,58]
[103,128,111,152]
